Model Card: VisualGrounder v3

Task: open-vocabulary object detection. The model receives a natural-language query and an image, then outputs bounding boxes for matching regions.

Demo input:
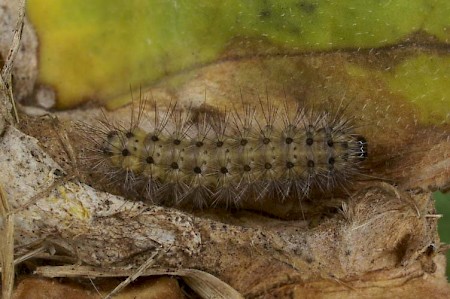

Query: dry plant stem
[35,266,245,299]
[13,245,47,266]
[0,0,25,128]
[104,249,161,299]
[0,0,25,79]
[0,185,15,299]
[0,2,25,298]
[0,245,47,273]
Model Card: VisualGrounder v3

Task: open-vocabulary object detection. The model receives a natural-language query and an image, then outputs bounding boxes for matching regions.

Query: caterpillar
[80,98,368,209]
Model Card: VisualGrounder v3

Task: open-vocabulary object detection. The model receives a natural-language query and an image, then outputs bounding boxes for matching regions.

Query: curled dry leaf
[1,122,449,297]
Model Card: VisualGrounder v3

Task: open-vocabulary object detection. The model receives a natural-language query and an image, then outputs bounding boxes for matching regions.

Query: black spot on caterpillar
[80,98,368,209]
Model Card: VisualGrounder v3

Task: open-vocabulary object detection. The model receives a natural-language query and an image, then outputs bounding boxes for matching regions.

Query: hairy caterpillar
[80,98,368,208]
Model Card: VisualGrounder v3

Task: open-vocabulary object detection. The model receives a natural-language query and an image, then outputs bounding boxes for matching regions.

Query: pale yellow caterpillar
[80,99,368,208]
